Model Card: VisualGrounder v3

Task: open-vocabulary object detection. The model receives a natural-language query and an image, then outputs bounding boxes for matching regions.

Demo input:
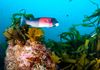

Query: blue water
[0,0,100,43]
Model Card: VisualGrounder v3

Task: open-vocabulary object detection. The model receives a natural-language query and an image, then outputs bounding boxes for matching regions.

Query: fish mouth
[55,23,59,26]
[53,23,59,27]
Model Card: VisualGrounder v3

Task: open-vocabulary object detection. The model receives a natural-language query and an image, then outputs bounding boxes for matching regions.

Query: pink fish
[22,17,59,27]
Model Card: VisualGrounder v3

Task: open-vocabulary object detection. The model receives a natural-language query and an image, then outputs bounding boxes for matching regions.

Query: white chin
[55,23,59,26]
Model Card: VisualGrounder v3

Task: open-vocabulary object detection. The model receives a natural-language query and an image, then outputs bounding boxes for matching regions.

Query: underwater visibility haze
[0,0,100,42]
[0,0,100,70]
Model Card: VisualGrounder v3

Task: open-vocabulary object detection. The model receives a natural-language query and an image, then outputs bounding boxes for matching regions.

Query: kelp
[72,0,100,52]
[3,25,29,45]
[26,28,44,42]
[44,25,95,69]
[83,8,100,23]
[3,9,44,46]
[60,26,81,42]
[59,26,89,52]
[44,3,100,69]
[83,0,100,24]
[2,6,100,69]
[12,13,34,26]
[50,52,61,63]
[45,32,91,69]
[45,39,66,56]
[82,0,100,53]
[3,27,14,40]
[91,58,100,70]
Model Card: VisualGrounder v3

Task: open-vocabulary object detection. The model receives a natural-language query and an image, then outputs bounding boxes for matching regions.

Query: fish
[20,16,59,27]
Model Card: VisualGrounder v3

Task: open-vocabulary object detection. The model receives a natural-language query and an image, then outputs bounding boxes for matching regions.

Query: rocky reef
[3,4,100,70]
[3,10,57,70]
[5,39,56,70]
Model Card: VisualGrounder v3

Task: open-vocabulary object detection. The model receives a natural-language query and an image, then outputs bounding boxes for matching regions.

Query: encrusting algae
[5,40,56,70]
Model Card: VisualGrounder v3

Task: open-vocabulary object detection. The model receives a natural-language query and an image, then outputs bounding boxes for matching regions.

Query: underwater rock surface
[3,11,58,70]
[5,40,56,70]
